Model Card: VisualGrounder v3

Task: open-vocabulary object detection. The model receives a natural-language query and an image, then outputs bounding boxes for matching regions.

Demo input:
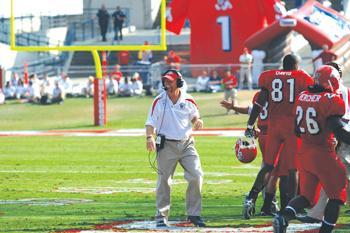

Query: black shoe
[156,217,168,227]
[296,215,321,223]
[273,214,288,233]
[188,216,206,227]
[243,196,256,219]
[260,207,275,216]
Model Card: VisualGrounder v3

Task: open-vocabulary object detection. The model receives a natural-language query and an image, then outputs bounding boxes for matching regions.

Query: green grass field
[0,92,349,233]
[0,92,253,130]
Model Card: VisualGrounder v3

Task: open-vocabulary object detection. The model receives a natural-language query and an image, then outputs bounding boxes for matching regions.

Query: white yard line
[0,129,245,137]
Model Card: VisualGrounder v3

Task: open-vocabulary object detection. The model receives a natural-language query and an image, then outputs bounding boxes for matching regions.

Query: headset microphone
[163,86,168,91]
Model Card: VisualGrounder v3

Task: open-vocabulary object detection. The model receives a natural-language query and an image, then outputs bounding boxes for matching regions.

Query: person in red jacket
[222,70,238,114]
[164,50,181,69]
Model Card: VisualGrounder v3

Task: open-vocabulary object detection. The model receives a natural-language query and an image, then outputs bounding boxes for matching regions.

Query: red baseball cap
[162,71,179,82]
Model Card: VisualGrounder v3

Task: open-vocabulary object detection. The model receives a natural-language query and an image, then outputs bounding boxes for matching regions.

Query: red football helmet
[313,65,341,93]
[234,137,257,163]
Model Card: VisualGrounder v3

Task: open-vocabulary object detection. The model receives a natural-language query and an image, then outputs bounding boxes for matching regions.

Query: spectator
[51,81,65,104]
[252,50,266,88]
[130,73,143,96]
[312,44,337,70]
[3,81,16,99]
[28,73,39,87]
[138,41,153,63]
[110,64,123,84]
[164,50,181,69]
[97,4,110,42]
[106,76,119,95]
[15,79,26,99]
[10,72,18,87]
[119,77,132,97]
[26,80,41,103]
[195,70,210,92]
[118,51,130,66]
[208,70,222,93]
[222,70,238,114]
[59,73,73,96]
[82,76,94,98]
[112,6,126,41]
[39,76,52,104]
[239,47,253,90]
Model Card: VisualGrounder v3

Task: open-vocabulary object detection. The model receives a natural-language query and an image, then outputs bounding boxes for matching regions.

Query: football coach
[145,69,205,228]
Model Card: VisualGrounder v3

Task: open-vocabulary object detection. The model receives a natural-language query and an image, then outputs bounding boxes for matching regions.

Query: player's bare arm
[245,88,268,137]
[220,100,249,114]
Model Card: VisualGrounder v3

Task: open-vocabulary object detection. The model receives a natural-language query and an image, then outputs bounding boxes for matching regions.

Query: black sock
[319,221,335,233]
[286,195,310,218]
[287,170,298,202]
[261,192,274,211]
[248,188,259,201]
[320,199,343,233]
[283,206,296,221]
[279,176,288,211]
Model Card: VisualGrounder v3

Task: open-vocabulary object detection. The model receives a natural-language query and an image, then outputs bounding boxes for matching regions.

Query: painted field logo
[56,220,322,233]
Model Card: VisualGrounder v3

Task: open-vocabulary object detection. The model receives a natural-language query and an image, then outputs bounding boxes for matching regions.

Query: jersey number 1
[217,16,231,52]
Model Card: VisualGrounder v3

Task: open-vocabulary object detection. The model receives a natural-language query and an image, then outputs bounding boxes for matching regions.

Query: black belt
[165,138,181,142]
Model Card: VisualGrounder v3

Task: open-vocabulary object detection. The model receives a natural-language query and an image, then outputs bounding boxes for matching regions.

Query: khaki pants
[156,137,203,219]
[307,142,350,220]
[239,68,252,90]
[224,88,237,101]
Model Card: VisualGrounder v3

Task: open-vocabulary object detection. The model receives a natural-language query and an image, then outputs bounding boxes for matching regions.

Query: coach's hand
[193,118,204,130]
[146,136,156,152]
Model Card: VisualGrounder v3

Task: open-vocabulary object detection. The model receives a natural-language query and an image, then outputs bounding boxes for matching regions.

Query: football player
[243,54,313,219]
[221,92,283,216]
[297,62,350,223]
[273,65,350,233]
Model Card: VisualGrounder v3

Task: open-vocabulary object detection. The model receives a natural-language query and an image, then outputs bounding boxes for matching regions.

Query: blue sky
[0,0,83,17]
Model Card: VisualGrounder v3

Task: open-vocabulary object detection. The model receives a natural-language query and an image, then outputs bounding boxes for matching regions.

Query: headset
[162,69,184,89]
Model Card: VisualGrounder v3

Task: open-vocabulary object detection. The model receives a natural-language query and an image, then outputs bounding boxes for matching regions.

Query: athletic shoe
[156,217,169,227]
[243,196,256,219]
[188,216,206,227]
[296,215,321,223]
[273,214,288,233]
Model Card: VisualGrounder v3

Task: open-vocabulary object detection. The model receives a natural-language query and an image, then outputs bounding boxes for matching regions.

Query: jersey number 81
[271,78,295,103]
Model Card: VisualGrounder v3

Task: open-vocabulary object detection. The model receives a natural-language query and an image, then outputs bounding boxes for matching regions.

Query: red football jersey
[259,69,313,118]
[252,91,268,131]
[295,91,345,148]
[222,75,237,89]
[166,0,279,65]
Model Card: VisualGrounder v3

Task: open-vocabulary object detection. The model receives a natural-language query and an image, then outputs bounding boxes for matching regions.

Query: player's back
[295,90,345,148]
[259,69,313,119]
